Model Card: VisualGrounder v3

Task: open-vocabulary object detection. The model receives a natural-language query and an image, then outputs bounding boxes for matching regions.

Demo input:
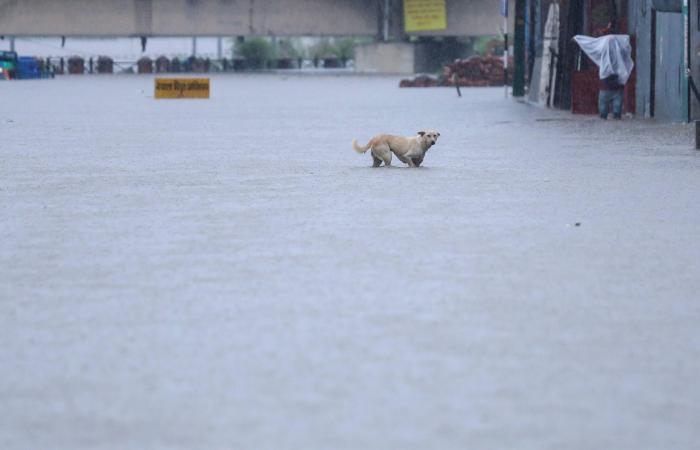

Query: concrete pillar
[503,14,509,96]
[192,36,197,57]
[9,37,15,52]
[683,0,690,122]
[382,0,391,42]
[512,0,526,97]
[217,36,222,60]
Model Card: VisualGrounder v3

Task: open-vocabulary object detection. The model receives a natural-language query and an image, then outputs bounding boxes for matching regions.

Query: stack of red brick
[444,56,509,87]
[399,56,511,88]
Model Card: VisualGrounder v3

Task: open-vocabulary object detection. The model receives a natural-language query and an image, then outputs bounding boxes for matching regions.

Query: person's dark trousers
[599,90,623,119]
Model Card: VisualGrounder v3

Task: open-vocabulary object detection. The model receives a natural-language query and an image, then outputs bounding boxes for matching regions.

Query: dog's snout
[431,140,436,145]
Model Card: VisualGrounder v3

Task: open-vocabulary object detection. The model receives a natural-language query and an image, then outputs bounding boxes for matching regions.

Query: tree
[236,38,274,69]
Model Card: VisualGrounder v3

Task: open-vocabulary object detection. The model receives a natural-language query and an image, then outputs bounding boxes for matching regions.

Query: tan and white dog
[352,130,440,167]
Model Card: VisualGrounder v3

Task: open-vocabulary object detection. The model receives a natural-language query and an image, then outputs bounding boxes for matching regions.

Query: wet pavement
[1,75,699,449]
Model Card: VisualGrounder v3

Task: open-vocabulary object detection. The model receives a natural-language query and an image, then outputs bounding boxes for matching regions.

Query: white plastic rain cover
[573,34,635,84]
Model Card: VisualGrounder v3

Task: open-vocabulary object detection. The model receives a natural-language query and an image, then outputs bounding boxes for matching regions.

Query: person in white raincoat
[574,34,634,119]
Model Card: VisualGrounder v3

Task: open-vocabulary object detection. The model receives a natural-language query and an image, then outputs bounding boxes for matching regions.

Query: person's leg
[612,90,623,119]
[598,90,610,119]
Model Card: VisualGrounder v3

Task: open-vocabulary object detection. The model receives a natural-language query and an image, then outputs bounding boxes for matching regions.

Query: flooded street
[2,75,699,449]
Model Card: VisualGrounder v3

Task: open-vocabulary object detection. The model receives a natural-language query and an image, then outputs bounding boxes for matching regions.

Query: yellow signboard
[155,78,210,99]
[404,0,447,32]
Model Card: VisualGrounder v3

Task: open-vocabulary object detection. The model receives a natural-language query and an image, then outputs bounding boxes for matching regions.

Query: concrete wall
[354,42,415,74]
[0,0,513,37]
[0,0,138,35]
[0,0,378,36]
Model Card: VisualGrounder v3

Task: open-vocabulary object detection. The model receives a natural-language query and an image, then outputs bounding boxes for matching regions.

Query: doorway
[650,10,684,120]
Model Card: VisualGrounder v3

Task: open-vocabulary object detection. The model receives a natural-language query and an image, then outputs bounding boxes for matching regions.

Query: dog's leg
[412,155,424,167]
[373,144,392,167]
[372,154,383,167]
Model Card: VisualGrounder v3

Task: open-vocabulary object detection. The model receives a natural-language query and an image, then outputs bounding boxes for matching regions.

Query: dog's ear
[417,131,426,136]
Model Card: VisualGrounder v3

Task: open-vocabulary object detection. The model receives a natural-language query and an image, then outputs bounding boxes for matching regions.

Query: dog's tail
[352,139,371,154]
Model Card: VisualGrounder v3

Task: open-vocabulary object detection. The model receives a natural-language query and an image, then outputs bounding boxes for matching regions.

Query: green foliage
[277,39,302,59]
[236,38,274,68]
[309,37,365,62]
[333,38,357,60]
[310,38,335,59]
[227,36,366,68]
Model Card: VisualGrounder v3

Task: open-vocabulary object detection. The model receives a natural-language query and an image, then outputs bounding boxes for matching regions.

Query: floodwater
[1,74,699,449]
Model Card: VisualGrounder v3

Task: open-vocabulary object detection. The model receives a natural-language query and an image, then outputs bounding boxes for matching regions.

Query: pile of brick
[399,56,511,88]
[443,56,508,87]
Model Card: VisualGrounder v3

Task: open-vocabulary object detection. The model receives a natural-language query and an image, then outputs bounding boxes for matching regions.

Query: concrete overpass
[0,0,512,38]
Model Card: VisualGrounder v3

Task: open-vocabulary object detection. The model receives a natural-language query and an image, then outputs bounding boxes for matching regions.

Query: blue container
[17,56,41,79]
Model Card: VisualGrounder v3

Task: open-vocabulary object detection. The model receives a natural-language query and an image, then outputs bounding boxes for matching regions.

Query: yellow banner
[404,0,447,32]
[155,78,210,99]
